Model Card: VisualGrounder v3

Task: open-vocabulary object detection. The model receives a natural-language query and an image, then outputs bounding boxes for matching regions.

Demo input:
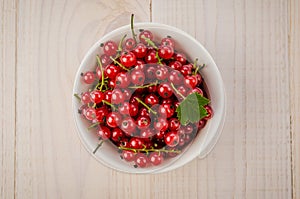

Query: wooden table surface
[1,0,299,198]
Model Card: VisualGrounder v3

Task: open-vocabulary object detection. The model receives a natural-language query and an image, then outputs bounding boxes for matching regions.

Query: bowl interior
[72,23,225,173]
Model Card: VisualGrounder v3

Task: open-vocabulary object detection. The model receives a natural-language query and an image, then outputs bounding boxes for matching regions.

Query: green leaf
[176,92,210,126]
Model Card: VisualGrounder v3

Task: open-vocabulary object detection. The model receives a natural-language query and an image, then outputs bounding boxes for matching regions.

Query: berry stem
[131,14,137,43]
[88,122,100,130]
[74,93,81,101]
[117,34,127,53]
[194,63,205,75]
[109,56,130,71]
[118,145,181,154]
[141,35,158,50]
[102,100,117,110]
[93,139,104,154]
[170,83,186,99]
[96,55,105,91]
[135,97,157,115]
[129,81,158,89]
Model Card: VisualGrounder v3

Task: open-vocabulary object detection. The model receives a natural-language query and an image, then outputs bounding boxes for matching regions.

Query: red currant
[168,117,180,131]
[111,89,125,104]
[97,126,111,140]
[168,70,184,85]
[129,137,144,149]
[149,152,164,166]
[105,64,120,79]
[136,115,151,129]
[82,71,95,84]
[81,92,91,104]
[161,37,175,48]
[158,45,174,59]
[144,93,159,106]
[145,50,158,63]
[130,69,145,85]
[84,107,96,121]
[164,131,179,147]
[103,40,118,56]
[123,38,136,51]
[115,72,130,88]
[134,153,149,168]
[139,30,153,44]
[106,112,122,128]
[133,43,147,58]
[174,53,187,64]
[90,90,104,104]
[111,128,124,142]
[120,51,136,68]
[121,117,136,136]
[185,75,198,88]
[158,83,173,98]
[122,150,136,162]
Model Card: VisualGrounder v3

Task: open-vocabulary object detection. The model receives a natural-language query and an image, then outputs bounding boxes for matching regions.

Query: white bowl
[72,22,226,173]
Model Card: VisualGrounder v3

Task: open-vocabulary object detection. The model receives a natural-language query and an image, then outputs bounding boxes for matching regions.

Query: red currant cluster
[75,20,213,168]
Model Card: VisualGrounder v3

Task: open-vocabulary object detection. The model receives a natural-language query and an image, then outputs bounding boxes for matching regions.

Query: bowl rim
[72,22,226,174]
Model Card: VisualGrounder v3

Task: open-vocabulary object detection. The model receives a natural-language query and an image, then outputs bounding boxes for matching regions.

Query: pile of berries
[75,18,213,168]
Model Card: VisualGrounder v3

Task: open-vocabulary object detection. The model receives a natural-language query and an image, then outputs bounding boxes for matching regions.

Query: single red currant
[111,128,124,142]
[168,70,184,85]
[174,53,187,64]
[120,51,136,68]
[185,75,198,88]
[134,153,149,168]
[81,92,91,104]
[158,83,173,98]
[158,45,174,59]
[111,89,125,104]
[164,131,180,147]
[104,64,120,79]
[121,117,137,136]
[123,38,136,51]
[115,72,130,88]
[84,107,96,121]
[97,126,111,140]
[130,69,145,85]
[129,137,144,149]
[161,37,175,48]
[149,152,164,166]
[136,115,151,129]
[204,105,213,120]
[139,30,153,44]
[144,93,159,106]
[106,112,122,128]
[133,43,147,58]
[82,71,95,84]
[103,40,118,56]
[168,117,181,131]
[122,150,136,162]
[90,90,104,104]
[169,61,182,70]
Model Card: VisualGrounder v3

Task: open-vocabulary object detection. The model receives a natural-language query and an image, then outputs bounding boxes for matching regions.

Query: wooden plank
[15,0,150,198]
[289,0,300,198]
[0,0,16,198]
[152,0,291,198]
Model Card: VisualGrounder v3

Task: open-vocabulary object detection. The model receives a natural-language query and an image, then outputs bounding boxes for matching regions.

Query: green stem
[155,51,163,65]
[74,93,81,101]
[129,81,158,89]
[131,14,137,43]
[141,35,158,50]
[194,63,206,75]
[93,139,104,154]
[118,145,181,154]
[117,34,127,53]
[170,83,185,99]
[88,122,100,130]
[96,55,105,91]
[109,56,130,71]
[135,97,157,115]
[102,100,117,110]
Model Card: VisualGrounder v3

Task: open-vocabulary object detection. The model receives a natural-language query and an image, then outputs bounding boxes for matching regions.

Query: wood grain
[0,0,16,199]
[15,0,149,198]
[289,0,300,198]
[152,0,291,198]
